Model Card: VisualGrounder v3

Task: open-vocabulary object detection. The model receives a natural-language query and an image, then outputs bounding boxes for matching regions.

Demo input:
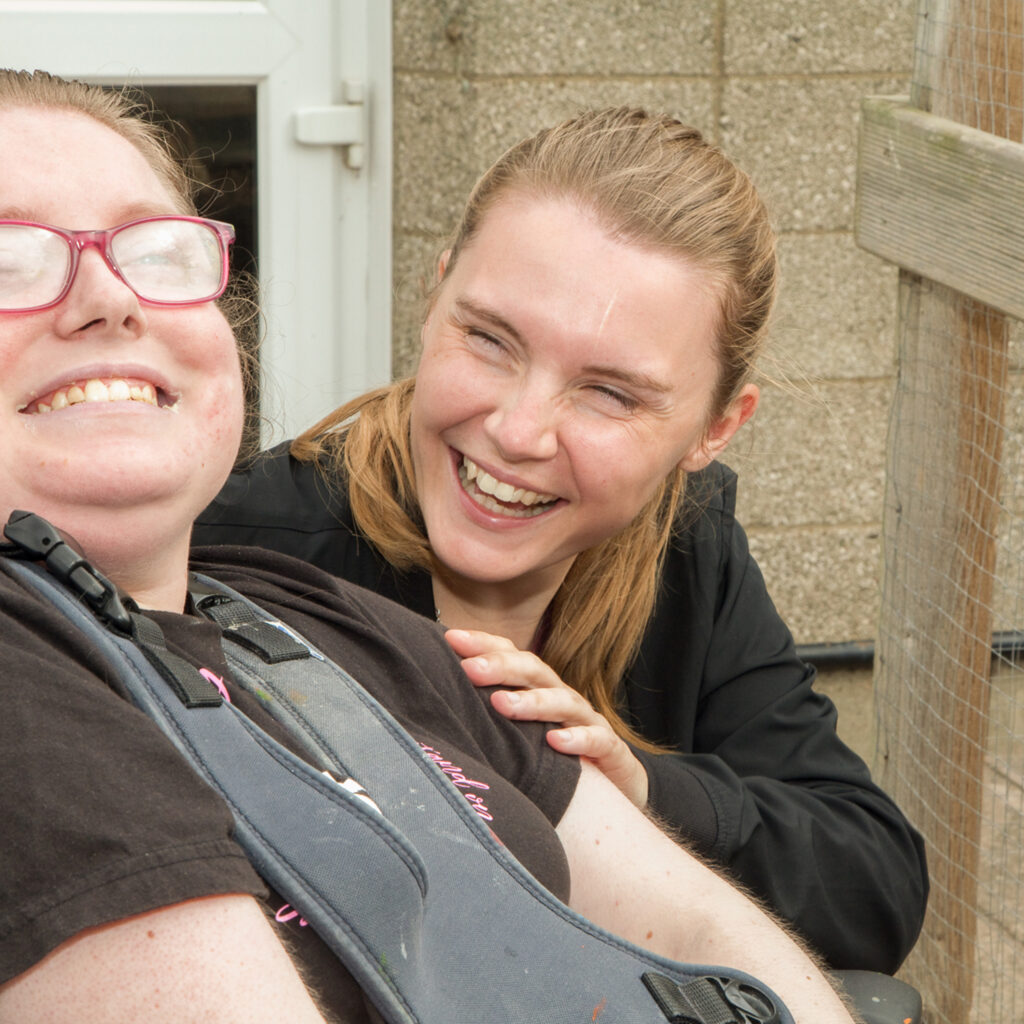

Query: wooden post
[873,2,1021,1021]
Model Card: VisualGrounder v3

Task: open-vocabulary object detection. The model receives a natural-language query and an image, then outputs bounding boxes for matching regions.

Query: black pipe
[796,631,1024,668]
[796,640,874,667]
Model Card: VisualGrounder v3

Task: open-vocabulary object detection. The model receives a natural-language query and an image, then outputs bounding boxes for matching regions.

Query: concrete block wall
[392,0,917,653]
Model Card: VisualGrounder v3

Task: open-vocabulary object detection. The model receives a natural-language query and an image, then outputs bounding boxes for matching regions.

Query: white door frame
[0,0,393,441]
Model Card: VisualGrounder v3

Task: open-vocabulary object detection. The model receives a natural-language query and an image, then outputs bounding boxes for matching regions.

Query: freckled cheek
[567,428,636,489]
[200,370,245,448]
[575,442,670,515]
[418,359,497,436]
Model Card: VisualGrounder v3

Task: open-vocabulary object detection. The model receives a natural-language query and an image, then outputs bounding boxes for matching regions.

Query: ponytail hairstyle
[293,106,777,749]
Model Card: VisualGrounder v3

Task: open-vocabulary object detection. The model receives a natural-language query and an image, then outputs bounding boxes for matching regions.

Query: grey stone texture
[392,0,918,645]
[724,0,915,75]
[773,232,898,381]
[734,379,892,528]
[748,524,883,643]
[815,664,878,768]
[393,74,717,237]
[395,0,718,76]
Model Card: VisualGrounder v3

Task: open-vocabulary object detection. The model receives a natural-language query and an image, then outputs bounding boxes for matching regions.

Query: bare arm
[0,895,334,1024]
[557,761,857,1024]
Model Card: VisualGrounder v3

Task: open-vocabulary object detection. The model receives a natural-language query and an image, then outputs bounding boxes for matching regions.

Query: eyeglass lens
[0,219,227,311]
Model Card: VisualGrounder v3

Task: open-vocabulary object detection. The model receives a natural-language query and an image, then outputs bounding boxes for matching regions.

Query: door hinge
[294,81,366,170]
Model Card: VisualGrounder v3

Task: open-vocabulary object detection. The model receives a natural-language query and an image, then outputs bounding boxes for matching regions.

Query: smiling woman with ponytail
[196,105,927,973]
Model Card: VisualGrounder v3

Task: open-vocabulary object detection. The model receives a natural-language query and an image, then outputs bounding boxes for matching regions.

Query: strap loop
[193,586,312,663]
[132,614,223,708]
[642,973,780,1024]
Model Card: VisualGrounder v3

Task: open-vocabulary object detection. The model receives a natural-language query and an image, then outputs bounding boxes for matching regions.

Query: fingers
[489,684,601,727]
[447,628,605,732]
[442,630,649,807]
[446,629,565,694]
[444,628,518,659]
[544,723,620,760]
[546,728,650,809]
[491,685,652,808]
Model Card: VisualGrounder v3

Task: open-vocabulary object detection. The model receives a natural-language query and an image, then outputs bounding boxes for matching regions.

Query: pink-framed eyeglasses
[0,216,235,312]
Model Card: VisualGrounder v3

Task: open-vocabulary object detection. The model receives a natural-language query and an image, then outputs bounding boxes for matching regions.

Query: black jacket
[194,443,928,972]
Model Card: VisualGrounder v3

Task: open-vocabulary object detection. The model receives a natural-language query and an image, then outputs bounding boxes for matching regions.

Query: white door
[0,0,392,442]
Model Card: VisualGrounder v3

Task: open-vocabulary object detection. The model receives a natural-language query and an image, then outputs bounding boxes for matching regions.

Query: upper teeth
[461,455,557,507]
[28,378,159,414]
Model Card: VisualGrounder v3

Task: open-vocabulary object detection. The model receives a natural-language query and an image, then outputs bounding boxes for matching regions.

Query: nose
[483,378,560,463]
[53,247,147,339]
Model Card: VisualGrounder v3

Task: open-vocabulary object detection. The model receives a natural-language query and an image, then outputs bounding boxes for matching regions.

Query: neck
[103,551,190,613]
[31,506,193,613]
[431,564,569,652]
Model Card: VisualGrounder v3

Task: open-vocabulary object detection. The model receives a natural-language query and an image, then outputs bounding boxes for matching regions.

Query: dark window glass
[141,85,257,280]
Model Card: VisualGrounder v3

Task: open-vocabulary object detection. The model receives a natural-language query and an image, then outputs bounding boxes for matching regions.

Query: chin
[25,501,193,588]
[7,474,199,549]
[435,536,565,587]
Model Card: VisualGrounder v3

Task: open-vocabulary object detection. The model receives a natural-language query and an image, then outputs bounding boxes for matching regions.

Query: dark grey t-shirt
[0,547,578,1016]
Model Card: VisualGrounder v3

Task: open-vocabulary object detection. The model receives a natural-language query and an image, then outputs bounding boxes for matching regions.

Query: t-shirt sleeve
[0,577,265,986]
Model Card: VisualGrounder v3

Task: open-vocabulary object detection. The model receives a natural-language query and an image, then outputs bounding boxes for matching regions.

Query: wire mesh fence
[872,2,1024,1021]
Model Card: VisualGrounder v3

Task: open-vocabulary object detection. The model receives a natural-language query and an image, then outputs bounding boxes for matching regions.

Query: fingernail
[503,690,521,705]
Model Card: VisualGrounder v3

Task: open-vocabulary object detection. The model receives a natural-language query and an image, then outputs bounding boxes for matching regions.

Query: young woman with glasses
[195,106,928,974]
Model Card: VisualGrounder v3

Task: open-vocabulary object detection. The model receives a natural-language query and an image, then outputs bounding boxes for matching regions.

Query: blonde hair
[0,69,260,436]
[294,107,777,750]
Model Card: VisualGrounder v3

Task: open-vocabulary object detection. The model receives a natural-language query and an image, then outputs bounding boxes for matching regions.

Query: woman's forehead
[438,196,724,399]
[455,195,719,316]
[0,106,177,226]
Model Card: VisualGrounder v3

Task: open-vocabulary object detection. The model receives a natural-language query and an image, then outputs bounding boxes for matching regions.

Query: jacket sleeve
[626,465,928,973]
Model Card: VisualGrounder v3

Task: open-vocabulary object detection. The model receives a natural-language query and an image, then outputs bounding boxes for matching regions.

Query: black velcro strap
[680,979,740,1024]
[643,973,734,1023]
[132,613,223,708]
[222,620,311,664]
[644,972,784,1024]
[192,589,311,664]
[194,592,260,629]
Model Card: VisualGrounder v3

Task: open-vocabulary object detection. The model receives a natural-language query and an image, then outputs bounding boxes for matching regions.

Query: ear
[437,249,452,282]
[678,384,759,473]
[421,250,454,349]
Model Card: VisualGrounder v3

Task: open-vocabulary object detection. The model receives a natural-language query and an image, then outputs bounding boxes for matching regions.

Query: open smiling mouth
[20,377,174,415]
[458,454,559,519]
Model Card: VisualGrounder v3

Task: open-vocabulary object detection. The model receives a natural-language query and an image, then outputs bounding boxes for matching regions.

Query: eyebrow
[453,297,523,344]
[453,295,674,396]
[0,206,38,222]
[585,363,674,396]
[0,202,179,226]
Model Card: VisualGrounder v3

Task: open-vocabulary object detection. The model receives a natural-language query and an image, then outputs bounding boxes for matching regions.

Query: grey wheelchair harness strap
[1,514,789,1024]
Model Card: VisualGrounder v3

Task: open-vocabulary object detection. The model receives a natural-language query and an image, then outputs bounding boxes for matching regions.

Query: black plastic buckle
[642,973,780,1024]
[4,510,134,633]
